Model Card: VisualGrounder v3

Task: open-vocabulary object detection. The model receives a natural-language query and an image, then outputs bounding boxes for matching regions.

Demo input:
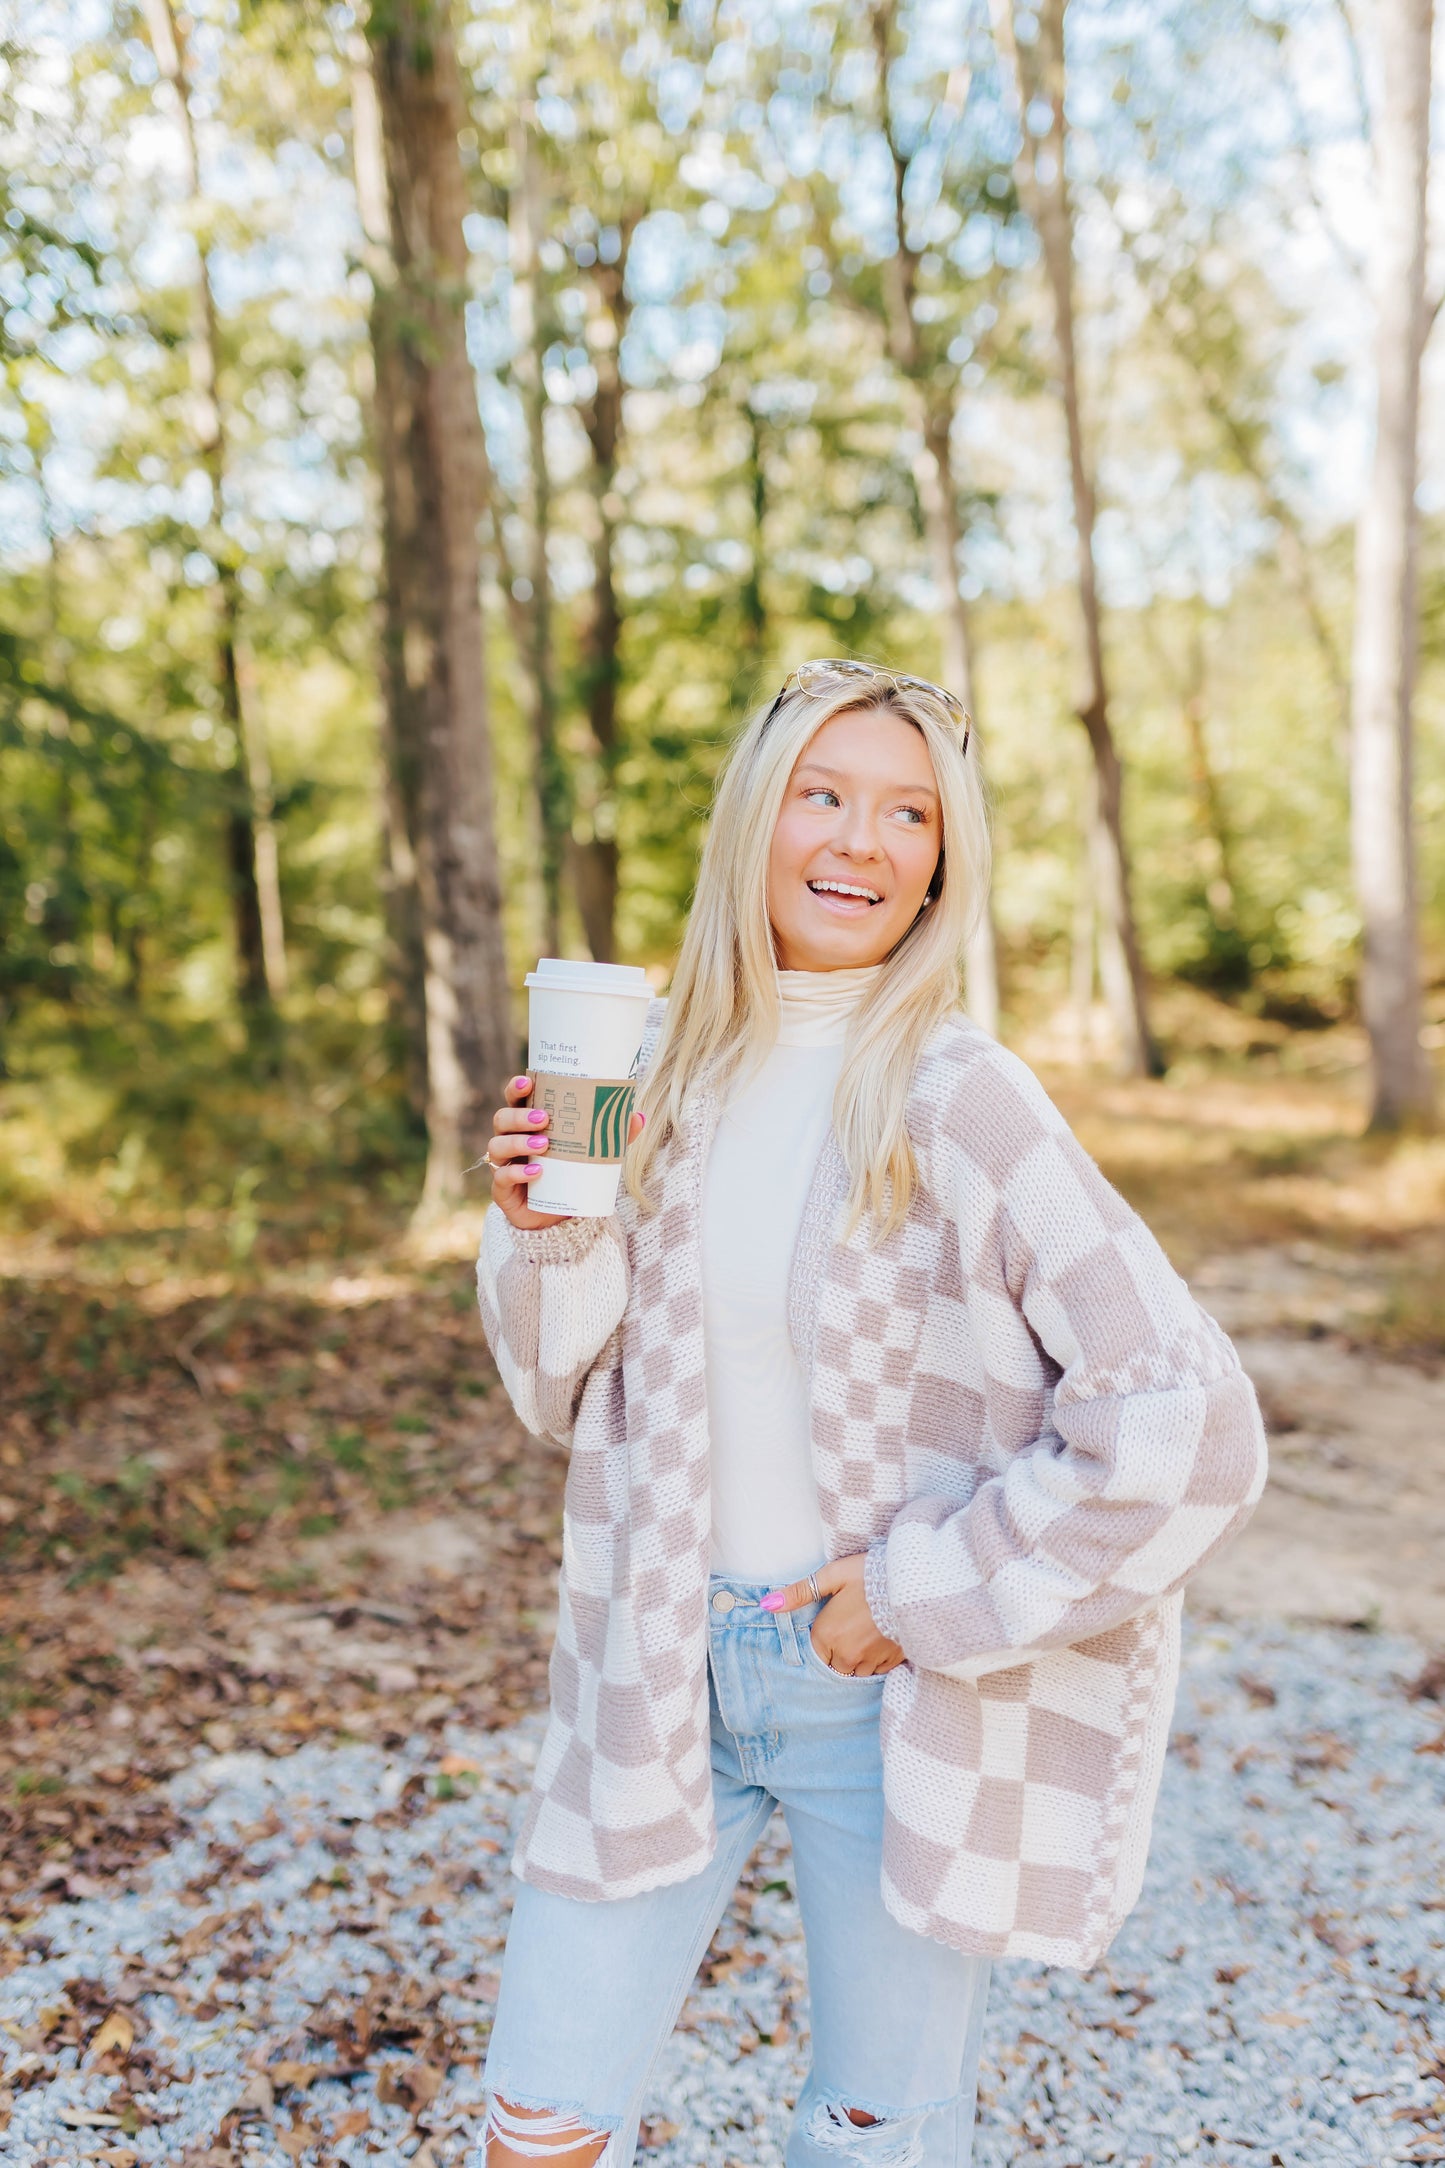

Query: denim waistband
[705,1566,828,1660]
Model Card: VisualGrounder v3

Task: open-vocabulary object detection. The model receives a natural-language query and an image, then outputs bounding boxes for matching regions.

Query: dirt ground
[1192,1260,1445,1642]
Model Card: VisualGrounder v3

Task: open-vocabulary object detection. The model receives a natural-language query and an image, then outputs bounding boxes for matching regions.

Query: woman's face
[766,704,942,972]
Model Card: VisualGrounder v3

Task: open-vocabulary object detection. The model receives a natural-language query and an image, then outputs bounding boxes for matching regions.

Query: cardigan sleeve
[476,1203,630,1450]
[865,1044,1267,1676]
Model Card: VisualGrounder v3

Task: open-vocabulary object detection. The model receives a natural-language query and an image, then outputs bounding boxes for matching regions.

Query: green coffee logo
[589,1081,634,1161]
[529,1071,636,1163]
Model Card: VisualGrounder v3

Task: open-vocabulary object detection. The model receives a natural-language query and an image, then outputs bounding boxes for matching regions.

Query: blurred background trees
[1,0,1441,1226]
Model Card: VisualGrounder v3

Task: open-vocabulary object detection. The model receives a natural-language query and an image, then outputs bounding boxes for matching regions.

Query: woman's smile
[806,875,885,914]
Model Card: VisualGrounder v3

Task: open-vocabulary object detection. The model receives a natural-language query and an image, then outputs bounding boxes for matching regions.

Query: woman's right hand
[487,1076,564,1231]
[487,1076,644,1232]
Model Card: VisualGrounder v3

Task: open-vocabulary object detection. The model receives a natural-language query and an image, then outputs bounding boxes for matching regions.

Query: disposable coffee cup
[523,958,653,1218]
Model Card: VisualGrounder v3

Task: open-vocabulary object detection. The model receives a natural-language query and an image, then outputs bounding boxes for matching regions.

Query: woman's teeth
[808,880,881,905]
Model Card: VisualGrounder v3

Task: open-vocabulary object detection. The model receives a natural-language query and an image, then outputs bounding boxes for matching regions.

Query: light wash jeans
[479,1572,991,2168]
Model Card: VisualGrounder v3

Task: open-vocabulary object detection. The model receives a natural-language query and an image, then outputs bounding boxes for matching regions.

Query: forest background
[2,0,1445,1904]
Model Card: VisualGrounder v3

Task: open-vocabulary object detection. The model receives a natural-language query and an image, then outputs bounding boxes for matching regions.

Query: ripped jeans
[478,1572,991,2168]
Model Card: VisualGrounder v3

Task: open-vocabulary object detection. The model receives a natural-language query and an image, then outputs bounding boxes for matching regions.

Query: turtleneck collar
[774,963,883,1047]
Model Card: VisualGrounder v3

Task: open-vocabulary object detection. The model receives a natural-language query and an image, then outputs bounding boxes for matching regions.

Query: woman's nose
[833,809,886,857]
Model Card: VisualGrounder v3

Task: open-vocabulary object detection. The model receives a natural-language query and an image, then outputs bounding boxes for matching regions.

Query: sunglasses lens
[795,659,872,695]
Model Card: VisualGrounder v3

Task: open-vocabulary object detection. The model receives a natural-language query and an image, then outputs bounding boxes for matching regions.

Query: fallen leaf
[436,1751,482,1778]
[59,2108,123,2129]
[86,2010,136,2063]
[276,2123,321,2161]
[332,2109,370,2138]
[640,2116,681,2146]
[239,2071,276,2117]
[1262,2011,1310,2028]
[270,2061,326,2090]
[172,1910,229,1961]
[375,2058,444,2112]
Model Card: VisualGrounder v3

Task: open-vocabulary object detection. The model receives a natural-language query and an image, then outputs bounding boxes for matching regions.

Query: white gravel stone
[1,1619,1442,2166]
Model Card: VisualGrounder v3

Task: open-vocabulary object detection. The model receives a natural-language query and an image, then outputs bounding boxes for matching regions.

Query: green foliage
[0,0,1440,1218]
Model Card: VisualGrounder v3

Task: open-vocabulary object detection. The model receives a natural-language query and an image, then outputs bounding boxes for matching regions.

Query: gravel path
[2,1618,1442,2168]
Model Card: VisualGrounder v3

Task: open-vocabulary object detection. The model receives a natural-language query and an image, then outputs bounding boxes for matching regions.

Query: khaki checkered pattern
[477,1006,1266,1966]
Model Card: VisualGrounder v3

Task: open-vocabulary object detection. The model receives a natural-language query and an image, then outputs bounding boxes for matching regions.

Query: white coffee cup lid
[524,957,653,999]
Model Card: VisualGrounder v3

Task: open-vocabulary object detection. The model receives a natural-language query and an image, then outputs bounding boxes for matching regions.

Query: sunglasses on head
[762,658,972,756]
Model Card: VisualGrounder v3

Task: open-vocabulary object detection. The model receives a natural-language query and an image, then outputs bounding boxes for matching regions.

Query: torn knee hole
[808,2099,925,2166]
[485,2095,613,2161]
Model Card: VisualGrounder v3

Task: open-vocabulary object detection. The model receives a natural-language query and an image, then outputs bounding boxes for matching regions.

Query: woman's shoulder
[911,1011,1074,1173]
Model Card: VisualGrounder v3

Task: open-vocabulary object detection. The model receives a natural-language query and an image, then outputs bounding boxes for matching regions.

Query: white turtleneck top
[702,964,881,1583]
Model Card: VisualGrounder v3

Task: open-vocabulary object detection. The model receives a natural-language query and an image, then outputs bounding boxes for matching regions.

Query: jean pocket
[801,1626,887,1685]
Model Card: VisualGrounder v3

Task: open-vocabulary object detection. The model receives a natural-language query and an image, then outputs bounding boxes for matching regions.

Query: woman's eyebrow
[795,761,939,799]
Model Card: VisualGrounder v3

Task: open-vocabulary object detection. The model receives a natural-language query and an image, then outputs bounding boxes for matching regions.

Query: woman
[474,660,1267,2168]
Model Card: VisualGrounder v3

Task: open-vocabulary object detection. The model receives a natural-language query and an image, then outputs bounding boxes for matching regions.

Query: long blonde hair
[625,672,991,1240]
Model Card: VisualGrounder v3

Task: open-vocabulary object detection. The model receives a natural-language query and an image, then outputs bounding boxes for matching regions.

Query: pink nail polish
[527,1109,548,1126]
[522,1162,542,1176]
[636,1111,647,1128]
[511,1075,530,1091]
[760,1591,785,1612]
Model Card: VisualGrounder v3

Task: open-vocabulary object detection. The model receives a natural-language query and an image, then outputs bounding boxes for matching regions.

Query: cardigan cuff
[496,1206,613,1267]
[863,1541,898,1642]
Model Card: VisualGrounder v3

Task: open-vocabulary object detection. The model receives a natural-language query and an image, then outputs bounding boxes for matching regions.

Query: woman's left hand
[763,1555,906,1677]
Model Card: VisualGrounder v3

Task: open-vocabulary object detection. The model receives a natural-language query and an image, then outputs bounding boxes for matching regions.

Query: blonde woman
[475,661,1267,2168]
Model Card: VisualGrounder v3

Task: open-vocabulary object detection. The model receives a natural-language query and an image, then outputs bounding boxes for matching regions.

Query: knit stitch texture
[476,1003,1267,1967]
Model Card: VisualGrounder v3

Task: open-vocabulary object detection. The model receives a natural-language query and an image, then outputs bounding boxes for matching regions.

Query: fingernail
[760,1591,785,1612]
[511,1075,530,1091]
[636,1111,646,1128]
[522,1162,542,1176]
[530,1137,548,1151]
[527,1109,548,1125]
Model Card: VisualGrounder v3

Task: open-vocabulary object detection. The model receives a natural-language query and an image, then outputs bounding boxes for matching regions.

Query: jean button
[711,1590,735,1613]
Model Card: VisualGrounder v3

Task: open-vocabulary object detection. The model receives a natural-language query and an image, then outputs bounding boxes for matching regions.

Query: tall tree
[1351,0,1435,1128]
[866,0,1000,1034]
[506,97,567,961]
[991,0,1161,1076]
[570,214,635,965]
[139,0,288,1021]
[360,0,514,1212]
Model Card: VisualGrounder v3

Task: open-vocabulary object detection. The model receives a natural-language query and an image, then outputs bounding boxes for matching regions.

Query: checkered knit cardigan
[476,1002,1267,1969]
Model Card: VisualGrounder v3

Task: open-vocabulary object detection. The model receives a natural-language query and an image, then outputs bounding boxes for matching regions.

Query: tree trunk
[1351,0,1434,1128]
[1070,765,1099,1062]
[574,241,632,964]
[865,0,1002,1034]
[361,1,515,1210]
[352,37,428,1123]
[140,0,285,1026]
[509,103,566,961]
[915,397,1000,1036]
[740,398,768,668]
[992,0,1161,1076]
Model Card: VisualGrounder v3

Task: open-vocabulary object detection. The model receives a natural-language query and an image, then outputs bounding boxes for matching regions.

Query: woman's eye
[895,805,927,824]
[803,787,840,806]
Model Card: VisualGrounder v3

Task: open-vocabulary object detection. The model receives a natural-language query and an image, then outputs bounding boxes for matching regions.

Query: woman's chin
[776,921,897,971]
